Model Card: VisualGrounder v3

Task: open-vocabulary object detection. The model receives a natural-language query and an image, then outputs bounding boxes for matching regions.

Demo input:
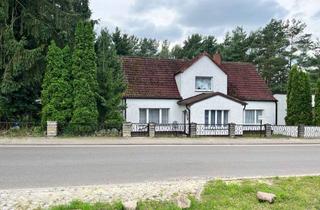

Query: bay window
[139,108,169,124]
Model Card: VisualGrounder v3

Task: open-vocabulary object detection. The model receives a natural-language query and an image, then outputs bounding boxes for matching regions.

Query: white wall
[245,101,276,125]
[274,94,286,125]
[125,99,185,123]
[175,56,228,99]
[190,95,244,124]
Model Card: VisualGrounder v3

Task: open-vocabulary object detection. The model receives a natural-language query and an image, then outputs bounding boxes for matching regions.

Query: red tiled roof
[178,92,247,106]
[221,62,276,101]
[122,56,184,99]
[121,54,276,101]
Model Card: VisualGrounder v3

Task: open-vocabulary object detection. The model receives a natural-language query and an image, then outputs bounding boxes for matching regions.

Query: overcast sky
[90,0,320,43]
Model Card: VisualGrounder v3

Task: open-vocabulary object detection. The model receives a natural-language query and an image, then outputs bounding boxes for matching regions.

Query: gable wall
[176,56,228,99]
[190,95,244,124]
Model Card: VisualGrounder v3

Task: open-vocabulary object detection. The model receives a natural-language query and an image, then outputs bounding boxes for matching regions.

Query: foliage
[95,29,126,129]
[0,0,91,122]
[314,80,320,125]
[221,26,249,62]
[172,34,218,59]
[158,40,171,58]
[248,19,289,93]
[69,21,98,134]
[286,65,313,125]
[41,41,72,129]
[49,200,123,210]
[48,176,320,210]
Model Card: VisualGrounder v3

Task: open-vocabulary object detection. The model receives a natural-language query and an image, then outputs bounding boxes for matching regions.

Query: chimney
[213,52,222,65]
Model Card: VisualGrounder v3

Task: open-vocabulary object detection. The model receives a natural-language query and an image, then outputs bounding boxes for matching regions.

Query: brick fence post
[148,123,156,137]
[190,123,197,138]
[265,124,272,138]
[228,123,236,138]
[122,122,132,137]
[47,121,58,137]
[298,124,305,138]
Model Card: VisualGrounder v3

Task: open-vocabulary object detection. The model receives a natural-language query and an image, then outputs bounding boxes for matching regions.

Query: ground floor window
[205,110,229,125]
[245,110,263,124]
[139,108,169,124]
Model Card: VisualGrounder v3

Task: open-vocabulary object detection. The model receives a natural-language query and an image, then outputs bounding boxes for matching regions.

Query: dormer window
[195,76,212,91]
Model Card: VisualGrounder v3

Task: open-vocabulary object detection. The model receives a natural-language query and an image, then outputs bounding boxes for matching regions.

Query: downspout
[243,104,247,124]
[275,100,278,125]
[124,98,127,122]
[186,105,191,137]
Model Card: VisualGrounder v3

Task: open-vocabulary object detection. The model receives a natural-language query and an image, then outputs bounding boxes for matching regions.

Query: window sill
[195,90,213,92]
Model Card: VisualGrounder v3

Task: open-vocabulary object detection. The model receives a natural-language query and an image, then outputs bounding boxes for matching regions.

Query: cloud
[91,0,320,42]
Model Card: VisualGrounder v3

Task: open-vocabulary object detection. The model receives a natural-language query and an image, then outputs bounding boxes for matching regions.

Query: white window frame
[195,76,213,92]
[205,110,229,126]
[139,108,169,124]
[244,110,263,125]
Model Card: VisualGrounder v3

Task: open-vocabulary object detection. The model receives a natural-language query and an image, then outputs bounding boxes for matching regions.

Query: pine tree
[158,40,171,58]
[95,29,126,129]
[70,21,98,134]
[314,80,320,125]
[221,27,249,62]
[248,19,289,93]
[286,66,312,125]
[41,41,72,129]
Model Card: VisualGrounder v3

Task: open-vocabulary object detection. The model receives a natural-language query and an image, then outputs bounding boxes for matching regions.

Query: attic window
[195,77,212,91]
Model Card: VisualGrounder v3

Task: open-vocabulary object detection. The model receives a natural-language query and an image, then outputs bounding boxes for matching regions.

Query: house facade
[122,53,277,126]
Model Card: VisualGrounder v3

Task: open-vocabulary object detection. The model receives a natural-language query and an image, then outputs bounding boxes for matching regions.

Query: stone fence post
[122,122,132,137]
[47,121,57,137]
[190,123,197,138]
[148,123,156,137]
[265,124,272,138]
[228,123,236,138]
[298,124,305,138]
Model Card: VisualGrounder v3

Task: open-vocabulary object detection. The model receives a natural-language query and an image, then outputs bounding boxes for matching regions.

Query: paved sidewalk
[1,136,320,145]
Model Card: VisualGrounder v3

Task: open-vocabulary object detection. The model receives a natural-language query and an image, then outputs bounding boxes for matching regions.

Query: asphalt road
[0,144,320,189]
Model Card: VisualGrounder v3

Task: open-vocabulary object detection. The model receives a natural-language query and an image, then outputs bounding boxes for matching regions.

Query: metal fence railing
[155,124,189,136]
[304,126,320,138]
[272,125,298,137]
[196,124,229,136]
[131,123,149,137]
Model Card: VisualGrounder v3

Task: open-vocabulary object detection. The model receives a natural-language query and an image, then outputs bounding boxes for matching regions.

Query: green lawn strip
[48,200,123,210]
[47,176,320,210]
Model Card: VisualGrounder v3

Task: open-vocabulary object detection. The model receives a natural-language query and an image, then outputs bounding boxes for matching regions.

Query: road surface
[0,144,320,189]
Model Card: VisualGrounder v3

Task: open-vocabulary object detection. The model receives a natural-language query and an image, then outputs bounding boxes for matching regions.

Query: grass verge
[47,176,320,210]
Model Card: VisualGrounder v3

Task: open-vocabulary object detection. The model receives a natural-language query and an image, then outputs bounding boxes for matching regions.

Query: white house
[122,52,277,125]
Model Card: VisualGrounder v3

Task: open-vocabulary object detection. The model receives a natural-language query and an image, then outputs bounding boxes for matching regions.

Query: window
[139,109,147,123]
[195,77,212,91]
[204,110,229,125]
[149,109,160,123]
[139,108,169,124]
[161,109,169,124]
[245,110,263,124]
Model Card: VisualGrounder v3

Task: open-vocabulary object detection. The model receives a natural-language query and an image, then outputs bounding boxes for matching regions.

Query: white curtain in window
[245,110,255,124]
[139,109,147,123]
[196,77,211,90]
[210,110,215,125]
[217,110,222,125]
[256,110,263,123]
[161,109,169,124]
[205,110,209,125]
[149,109,159,123]
[224,111,229,124]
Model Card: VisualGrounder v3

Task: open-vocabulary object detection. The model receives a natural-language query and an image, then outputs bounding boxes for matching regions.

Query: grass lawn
[48,176,320,210]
